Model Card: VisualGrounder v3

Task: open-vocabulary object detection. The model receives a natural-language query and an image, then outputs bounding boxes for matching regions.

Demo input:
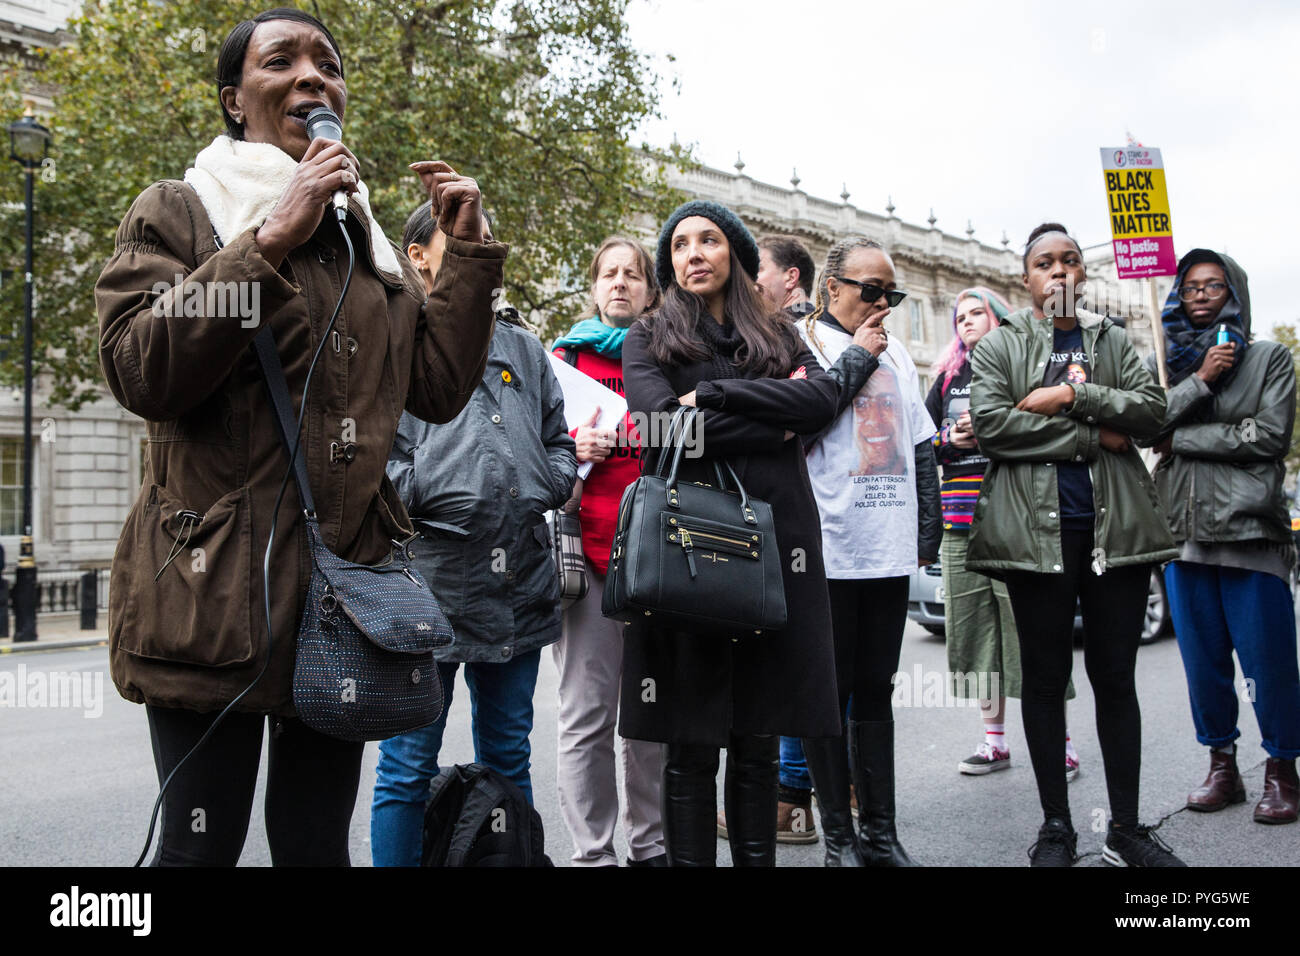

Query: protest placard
[1100,146,1176,386]
[1100,146,1176,280]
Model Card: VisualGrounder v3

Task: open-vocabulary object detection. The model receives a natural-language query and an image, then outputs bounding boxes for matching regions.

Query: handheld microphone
[305,106,349,220]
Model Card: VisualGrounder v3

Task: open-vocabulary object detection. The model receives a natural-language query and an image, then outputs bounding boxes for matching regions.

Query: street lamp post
[7,109,52,642]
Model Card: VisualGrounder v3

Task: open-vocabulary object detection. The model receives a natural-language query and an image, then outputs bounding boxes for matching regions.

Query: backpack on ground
[421,763,553,867]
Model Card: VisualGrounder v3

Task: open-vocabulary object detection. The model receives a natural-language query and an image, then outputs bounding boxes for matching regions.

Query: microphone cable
[134,206,355,866]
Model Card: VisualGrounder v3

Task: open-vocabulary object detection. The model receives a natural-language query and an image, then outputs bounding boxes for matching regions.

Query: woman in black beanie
[617,200,843,865]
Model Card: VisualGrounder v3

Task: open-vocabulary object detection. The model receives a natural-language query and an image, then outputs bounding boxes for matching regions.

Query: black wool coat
[616,315,842,746]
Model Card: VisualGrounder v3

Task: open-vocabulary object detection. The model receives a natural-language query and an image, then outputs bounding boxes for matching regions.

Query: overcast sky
[626,0,1299,334]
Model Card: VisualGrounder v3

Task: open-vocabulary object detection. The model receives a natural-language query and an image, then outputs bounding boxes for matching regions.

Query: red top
[554,347,643,575]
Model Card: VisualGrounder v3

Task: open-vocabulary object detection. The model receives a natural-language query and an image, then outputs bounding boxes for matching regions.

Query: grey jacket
[1148,342,1296,546]
[389,318,578,662]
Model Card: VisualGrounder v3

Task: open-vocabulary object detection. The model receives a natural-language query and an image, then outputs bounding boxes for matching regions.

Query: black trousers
[146,705,364,866]
[1003,529,1150,828]
[827,576,911,720]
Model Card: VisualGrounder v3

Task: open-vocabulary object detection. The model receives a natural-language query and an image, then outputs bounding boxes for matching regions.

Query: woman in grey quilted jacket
[369,201,577,866]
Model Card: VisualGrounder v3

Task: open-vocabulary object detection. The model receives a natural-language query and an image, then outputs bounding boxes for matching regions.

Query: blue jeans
[370,648,542,866]
[1166,562,1300,760]
[779,737,811,791]
[782,694,859,792]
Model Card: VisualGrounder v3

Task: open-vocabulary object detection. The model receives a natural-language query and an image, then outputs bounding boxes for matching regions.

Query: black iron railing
[0,568,108,635]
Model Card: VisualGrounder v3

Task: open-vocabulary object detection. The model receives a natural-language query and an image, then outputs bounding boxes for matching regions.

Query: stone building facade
[0,0,75,107]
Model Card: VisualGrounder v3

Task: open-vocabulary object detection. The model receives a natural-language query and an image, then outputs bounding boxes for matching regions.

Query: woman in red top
[550,238,668,866]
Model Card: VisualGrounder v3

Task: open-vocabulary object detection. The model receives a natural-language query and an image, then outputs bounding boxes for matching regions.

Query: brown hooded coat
[96,179,505,715]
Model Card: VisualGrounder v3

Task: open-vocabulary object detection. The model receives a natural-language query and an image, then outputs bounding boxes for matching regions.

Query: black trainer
[1102,823,1187,867]
[1028,817,1078,867]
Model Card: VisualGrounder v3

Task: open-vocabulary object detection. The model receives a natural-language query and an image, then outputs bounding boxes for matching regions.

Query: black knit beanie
[655,199,760,290]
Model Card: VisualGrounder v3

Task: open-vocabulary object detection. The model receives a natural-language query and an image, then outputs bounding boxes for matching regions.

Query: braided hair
[804,236,886,357]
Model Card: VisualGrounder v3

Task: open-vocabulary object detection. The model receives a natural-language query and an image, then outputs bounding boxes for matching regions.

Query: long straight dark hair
[640,247,800,377]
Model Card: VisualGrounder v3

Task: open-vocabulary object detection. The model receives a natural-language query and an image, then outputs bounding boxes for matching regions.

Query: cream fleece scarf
[184,134,402,281]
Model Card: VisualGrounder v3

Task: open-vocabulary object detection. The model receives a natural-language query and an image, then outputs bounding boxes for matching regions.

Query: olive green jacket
[966,307,1178,576]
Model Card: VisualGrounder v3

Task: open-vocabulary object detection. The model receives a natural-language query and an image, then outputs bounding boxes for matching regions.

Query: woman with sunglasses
[618,200,843,866]
[795,237,941,866]
[967,222,1184,867]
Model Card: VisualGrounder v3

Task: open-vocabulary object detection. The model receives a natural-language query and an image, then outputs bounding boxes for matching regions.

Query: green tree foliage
[1269,322,1300,475]
[0,0,687,409]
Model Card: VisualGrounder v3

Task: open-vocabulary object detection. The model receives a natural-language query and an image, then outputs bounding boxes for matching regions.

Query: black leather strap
[252,326,317,517]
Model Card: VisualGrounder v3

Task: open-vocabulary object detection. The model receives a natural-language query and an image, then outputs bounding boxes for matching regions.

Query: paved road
[1,621,1295,866]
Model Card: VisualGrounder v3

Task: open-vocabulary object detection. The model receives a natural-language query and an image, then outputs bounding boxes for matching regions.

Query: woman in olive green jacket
[967,223,1181,868]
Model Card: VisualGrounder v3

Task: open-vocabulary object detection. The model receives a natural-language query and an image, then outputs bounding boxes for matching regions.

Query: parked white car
[907,559,1172,644]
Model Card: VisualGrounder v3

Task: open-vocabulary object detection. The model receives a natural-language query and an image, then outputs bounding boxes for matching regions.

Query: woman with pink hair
[924,288,1079,779]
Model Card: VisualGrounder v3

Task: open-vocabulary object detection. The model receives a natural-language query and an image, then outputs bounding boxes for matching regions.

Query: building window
[0,437,25,536]
[909,300,925,342]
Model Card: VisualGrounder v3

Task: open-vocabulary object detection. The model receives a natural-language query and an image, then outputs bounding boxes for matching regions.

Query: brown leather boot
[1186,747,1246,812]
[775,795,819,845]
[1254,758,1299,824]
[716,797,820,843]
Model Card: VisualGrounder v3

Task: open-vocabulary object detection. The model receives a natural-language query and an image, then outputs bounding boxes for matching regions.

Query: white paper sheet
[547,351,628,479]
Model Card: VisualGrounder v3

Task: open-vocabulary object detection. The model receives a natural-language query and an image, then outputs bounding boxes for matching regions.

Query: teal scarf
[552,316,628,358]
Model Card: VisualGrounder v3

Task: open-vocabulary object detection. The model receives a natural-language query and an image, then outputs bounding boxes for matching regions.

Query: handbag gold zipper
[667,522,760,561]
[680,527,754,550]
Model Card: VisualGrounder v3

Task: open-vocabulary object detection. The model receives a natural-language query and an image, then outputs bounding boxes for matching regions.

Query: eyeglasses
[1178,282,1228,302]
[833,276,908,308]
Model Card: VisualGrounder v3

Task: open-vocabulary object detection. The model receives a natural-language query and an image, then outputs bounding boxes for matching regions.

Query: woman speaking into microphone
[95,7,505,866]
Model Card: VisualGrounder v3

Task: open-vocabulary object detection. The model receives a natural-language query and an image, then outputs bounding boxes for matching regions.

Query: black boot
[802,729,865,867]
[723,734,778,867]
[850,718,918,867]
[662,743,719,867]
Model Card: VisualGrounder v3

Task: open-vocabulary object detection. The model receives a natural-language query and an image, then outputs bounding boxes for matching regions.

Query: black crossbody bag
[601,406,787,635]
[253,328,454,742]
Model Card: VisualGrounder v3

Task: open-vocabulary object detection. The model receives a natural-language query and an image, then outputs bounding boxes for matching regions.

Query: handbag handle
[652,404,694,480]
[664,407,757,525]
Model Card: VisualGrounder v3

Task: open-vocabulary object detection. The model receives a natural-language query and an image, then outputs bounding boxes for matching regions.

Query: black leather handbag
[601,406,787,635]
[253,328,453,742]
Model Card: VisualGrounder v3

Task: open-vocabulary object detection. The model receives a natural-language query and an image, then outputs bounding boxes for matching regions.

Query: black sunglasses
[833,276,908,308]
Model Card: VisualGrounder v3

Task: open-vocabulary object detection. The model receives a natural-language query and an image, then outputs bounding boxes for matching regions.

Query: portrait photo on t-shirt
[850,364,909,478]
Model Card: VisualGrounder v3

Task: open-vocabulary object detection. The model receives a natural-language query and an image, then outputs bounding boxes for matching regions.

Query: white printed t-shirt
[797,319,937,579]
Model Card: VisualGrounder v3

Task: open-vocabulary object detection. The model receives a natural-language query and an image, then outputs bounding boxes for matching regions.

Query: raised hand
[852,308,891,356]
[409,161,485,243]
